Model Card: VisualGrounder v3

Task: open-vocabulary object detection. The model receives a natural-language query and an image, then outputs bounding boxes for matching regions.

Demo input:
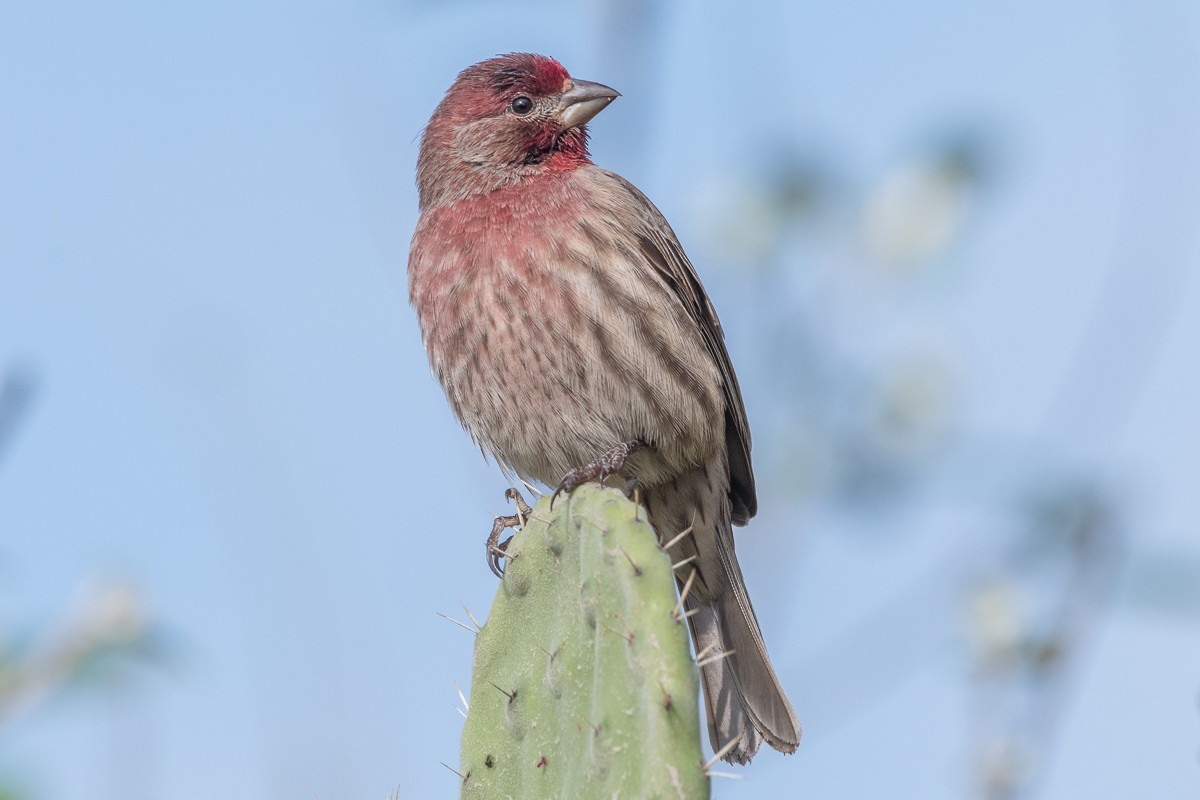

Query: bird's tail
[645,469,800,765]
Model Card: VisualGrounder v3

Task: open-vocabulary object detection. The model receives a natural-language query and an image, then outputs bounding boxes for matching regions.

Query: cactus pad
[459,485,709,800]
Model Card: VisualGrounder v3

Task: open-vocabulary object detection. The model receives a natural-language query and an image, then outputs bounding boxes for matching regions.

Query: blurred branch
[0,579,153,729]
[966,488,1123,800]
[0,364,38,471]
[595,0,663,169]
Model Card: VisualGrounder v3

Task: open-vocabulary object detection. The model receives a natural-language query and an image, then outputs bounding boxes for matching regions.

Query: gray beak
[556,79,620,129]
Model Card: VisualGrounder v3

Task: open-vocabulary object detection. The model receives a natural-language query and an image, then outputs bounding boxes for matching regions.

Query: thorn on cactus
[673,554,698,571]
[661,519,696,553]
[441,761,469,783]
[672,568,698,622]
[617,545,643,575]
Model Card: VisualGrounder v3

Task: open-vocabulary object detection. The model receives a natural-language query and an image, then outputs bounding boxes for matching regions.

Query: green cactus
[459,484,710,800]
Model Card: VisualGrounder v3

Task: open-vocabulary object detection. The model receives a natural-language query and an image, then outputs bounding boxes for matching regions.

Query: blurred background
[2,1,1198,798]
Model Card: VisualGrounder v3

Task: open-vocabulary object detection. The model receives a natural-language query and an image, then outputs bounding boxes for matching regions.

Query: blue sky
[1,1,1198,798]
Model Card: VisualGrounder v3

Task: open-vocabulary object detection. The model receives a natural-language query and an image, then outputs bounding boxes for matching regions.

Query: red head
[416,54,619,210]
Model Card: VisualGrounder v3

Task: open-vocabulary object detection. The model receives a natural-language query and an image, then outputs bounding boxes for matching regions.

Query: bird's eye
[510,95,534,116]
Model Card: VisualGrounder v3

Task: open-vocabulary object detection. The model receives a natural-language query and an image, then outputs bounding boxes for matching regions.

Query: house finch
[408,53,800,764]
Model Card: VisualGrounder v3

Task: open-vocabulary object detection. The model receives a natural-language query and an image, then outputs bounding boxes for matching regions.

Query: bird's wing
[603,170,757,523]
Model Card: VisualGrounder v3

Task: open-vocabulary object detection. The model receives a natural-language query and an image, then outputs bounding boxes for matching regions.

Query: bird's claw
[550,439,645,509]
[486,529,515,578]
[504,487,533,518]
[486,488,532,578]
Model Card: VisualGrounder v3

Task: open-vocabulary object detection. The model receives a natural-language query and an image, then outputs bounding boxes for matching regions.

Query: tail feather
[646,465,800,764]
[686,545,800,764]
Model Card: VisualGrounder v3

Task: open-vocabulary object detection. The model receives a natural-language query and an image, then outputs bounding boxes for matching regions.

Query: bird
[408,53,800,764]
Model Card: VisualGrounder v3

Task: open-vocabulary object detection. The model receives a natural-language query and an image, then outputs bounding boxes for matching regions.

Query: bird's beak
[556,79,620,130]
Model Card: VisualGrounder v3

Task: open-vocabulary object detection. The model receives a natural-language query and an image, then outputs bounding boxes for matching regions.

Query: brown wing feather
[604,171,757,524]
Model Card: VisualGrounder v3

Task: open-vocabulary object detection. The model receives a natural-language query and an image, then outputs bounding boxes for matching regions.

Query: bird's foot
[551,440,645,508]
[486,488,533,578]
